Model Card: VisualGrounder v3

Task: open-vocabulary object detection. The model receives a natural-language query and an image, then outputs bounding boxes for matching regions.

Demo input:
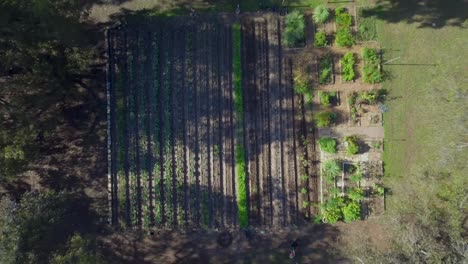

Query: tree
[0,192,96,264]
[313,5,330,24]
[342,201,361,222]
[51,234,105,264]
[284,11,305,47]
[318,137,337,153]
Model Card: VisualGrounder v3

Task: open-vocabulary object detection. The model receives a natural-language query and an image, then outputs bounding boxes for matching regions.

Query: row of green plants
[340,52,355,81]
[362,48,383,83]
[319,55,333,84]
[335,7,355,47]
[233,23,248,228]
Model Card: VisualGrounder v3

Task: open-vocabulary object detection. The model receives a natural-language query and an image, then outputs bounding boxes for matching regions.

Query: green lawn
[378,2,467,243]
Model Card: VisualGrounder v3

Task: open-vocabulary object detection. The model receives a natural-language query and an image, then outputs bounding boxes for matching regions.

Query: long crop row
[232,23,248,228]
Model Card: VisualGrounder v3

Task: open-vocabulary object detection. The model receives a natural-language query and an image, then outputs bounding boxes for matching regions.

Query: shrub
[313,5,329,24]
[342,201,361,222]
[293,69,313,104]
[318,91,336,106]
[345,136,359,155]
[335,28,355,47]
[301,187,308,194]
[362,48,383,83]
[350,171,363,183]
[340,52,355,81]
[323,159,341,183]
[318,137,337,153]
[315,111,336,127]
[314,30,327,47]
[284,11,305,47]
[374,184,385,196]
[319,56,333,84]
[321,197,344,223]
[348,188,364,202]
[335,8,352,27]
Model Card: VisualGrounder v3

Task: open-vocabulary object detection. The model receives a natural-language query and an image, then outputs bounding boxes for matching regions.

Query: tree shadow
[361,0,467,29]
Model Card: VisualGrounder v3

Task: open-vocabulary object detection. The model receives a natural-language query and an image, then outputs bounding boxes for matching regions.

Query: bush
[374,184,385,196]
[293,69,313,104]
[315,111,336,127]
[284,11,305,47]
[342,201,361,222]
[362,48,383,83]
[318,137,337,153]
[348,188,364,201]
[335,8,352,27]
[345,136,359,155]
[314,30,327,47]
[323,159,341,183]
[313,5,329,24]
[335,28,355,47]
[340,52,355,81]
[321,197,344,223]
[319,56,333,84]
[318,91,336,106]
[350,171,363,183]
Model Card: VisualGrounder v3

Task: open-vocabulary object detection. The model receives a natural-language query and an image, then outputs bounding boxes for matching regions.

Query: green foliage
[329,187,341,197]
[335,8,352,27]
[0,192,95,264]
[302,201,310,209]
[314,30,327,47]
[313,5,329,24]
[51,234,105,264]
[321,197,344,224]
[293,69,313,104]
[319,56,333,84]
[362,48,383,83]
[350,171,363,183]
[345,136,359,155]
[373,184,385,196]
[301,187,308,195]
[0,127,36,183]
[301,174,309,181]
[335,28,355,47]
[340,52,355,81]
[318,137,337,153]
[284,11,305,47]
[323,160,341,184]
[318,91,336,106]
[233,23,248,227]
[315,111,336,128]
[348,188,364,202]
[342,201,361,222]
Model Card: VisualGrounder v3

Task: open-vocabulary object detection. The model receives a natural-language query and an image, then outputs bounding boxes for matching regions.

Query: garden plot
[107,13,319,230]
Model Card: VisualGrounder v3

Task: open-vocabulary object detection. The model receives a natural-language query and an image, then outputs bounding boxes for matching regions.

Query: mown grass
[233,23,248,227]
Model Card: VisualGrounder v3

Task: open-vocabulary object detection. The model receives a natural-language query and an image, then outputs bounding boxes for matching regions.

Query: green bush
[350,171,363,183]
[342,201,361,222]
[318,137,337,153]
[335,28,355,47]
[323,159,341,183]
[319,56,333,84]
[345,136,359,155]
[313,5,329,24]
[340,52,355,81]
[374,184,385,196]
[314,30,327,47]
[315,111,336,127]
[318,91,336,106]
[362,48,383,83]
[348,188,364,201]
[335,8,352,27]
[284,11,305,47]
[293,69,313,104]
[321,197,344,223]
